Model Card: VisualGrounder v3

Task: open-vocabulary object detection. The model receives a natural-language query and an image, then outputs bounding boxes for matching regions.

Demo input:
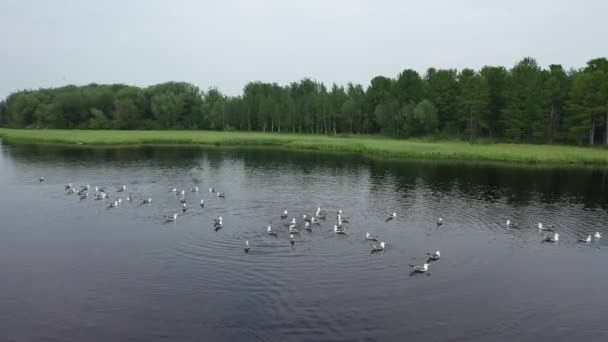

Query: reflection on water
[0,142,607,342]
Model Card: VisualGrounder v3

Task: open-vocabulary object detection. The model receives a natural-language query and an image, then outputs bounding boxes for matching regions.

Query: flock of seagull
[47,175,603,276]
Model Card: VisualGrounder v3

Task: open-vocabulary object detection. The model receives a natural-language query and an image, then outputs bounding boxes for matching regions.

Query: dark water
[1,142,608,342]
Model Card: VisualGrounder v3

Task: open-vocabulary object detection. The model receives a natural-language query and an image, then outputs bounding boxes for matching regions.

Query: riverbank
[1,128,608,165]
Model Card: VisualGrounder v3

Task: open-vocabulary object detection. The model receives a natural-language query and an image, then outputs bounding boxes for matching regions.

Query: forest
[1,57,607,145]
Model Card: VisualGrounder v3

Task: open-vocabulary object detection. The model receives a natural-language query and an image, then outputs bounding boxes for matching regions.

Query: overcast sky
[0,0,606,99]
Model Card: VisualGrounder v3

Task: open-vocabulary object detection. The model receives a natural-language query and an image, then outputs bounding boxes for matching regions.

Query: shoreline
[1,128,608,166]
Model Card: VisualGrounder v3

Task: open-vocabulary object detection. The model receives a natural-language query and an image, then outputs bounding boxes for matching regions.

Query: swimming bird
[506,220,518,228]
[538,223,554,232]
[267,225,278,237]
[409,262,430,274]
[289,224,300,235]
[107,200,118,208]
[437,218,443,226]
[164,213,178,224]
[182,203,187,213]
[385,212,396,223]
[79,193,88,200]
[542,232,559,242]
[426,251,441,261]
[217,192,225,199]
[311,216,320,225]
[371,241,386,253]
[291,217,297,226]
[80,184,90,192]
[177,190,185,196]
[214,217,223,231]
[366,232,379,242]
[94,192,107,200]
[65,183,72,190]
[200,199,205,208]
[334,225,347,235]
[315,207,326,219]
[244,240,250,254]
[303,214,311,223]
[337,214,349,224]
[289,234,295,247]
[141,198,152,204]
[169,187,177,193]
[209,187,215,193]
[180,197,186,204]
[66,188,76,195]
[116,185,126,192]
[579,235,592,243]
[595,232,602,238]
[191,186,199,192]
[39,177,44,183]
[281,210,288,219]
[305,221,312,232]
[117,198,122,205]
[126,193,132,202]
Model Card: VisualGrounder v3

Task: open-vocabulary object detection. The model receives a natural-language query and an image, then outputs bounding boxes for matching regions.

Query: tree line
[1,57,607,145]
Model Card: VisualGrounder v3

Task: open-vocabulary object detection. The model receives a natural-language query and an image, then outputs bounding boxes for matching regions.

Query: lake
[0,142,607,342]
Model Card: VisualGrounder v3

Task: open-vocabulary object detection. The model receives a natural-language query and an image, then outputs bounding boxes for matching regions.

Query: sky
[0,0,606,99]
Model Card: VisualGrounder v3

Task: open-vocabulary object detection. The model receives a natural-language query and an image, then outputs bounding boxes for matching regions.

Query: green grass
[1,128,608,165]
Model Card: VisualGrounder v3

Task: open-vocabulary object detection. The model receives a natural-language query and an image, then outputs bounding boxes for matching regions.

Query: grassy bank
[1,128,608,165]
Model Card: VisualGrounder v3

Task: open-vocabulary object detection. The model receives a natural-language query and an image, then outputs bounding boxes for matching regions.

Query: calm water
[1,142,608,342]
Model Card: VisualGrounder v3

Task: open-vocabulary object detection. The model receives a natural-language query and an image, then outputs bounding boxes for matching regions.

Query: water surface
[1,143,607,341]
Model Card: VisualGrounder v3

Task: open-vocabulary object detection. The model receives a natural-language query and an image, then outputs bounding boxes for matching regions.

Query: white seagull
[594,232,602,238]
[409,262,430,273]
[371,241,386,253]
[281,209,288,219]
[506,220,519,228]
[244,240,250,254]
[164,213,178,224]
[426,251,441,261]
[543,232,559,242]
[366,232,379,242]
[579,235,592,243]
[267,225,278,237]
[385,212,396,223]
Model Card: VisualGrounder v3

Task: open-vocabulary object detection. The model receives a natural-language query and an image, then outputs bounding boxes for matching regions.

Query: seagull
[366,232,379,242]
[437,218,443,226]
[126,193,132,202]
[182,203,187,213]
[267,225,278,237]
[214,217,223,231]
[39,177,44,183]
[66,188,76,195]
[303,214,311,223]
[291,217,297,226]
[305,221,312,232]
[191,186,199,192]
[579,235,592,243]
[371,241,386,253]
[315,207,326,219]
[107,200,118,208]
[337,214,349,224]
[141,198,152,204]
[506,220,518,228]
[79,193,88,200]
[95,192,107,200]
[200,199,205,208]
[117,198,122,205]
[409,262,430,274]
[244,240,250,254]
[595,232,602,238]
[426,251,441,261]
[538,223,554,232]
[209,187,215,193]
[217,192,225,199]
[334,225,347,235]
[280,210,288,219]
[65,183,73,190]
[289,234,295,247]
[289,224,300,235]
[164,213,178,224]
[311,216,320,225]
[116,185,126,193]
[177,190,185,196]
[169,187,177,193]
[542,232,559,242]
[385,212,396,223]
[180,197,186,204]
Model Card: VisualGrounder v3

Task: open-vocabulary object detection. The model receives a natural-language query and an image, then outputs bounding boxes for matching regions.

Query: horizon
[1,0,607,99]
